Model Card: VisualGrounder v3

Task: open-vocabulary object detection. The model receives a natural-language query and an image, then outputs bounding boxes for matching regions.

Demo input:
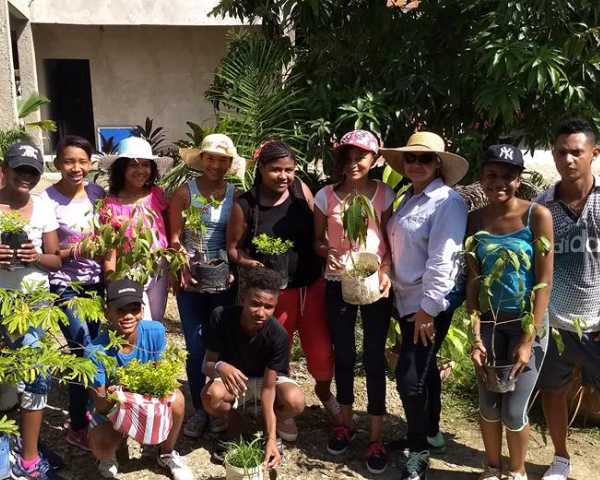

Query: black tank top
[237,180,323,288]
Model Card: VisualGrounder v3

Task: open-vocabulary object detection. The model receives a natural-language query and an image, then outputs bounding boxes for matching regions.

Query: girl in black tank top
[227,141,340,433]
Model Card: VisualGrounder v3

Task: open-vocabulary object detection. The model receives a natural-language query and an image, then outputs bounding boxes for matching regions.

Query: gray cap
[5,143,44,174]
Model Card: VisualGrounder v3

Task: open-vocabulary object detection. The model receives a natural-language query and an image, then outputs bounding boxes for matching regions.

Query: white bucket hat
[179,133,246,178]
[381,132,469,186]
[99,136,174,176]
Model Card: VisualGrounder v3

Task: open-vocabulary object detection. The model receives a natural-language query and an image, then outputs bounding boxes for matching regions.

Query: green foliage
[83,200,188,285]
[133,117,166,153]
[115,344,186,398]
[0,129,28,163]
[439,307,476,385]
[342,193,378,248]
[182,195,222,239]
[224,434,264,470]
[251,233,293,256]
[0,415,18,436]
[0,211,27,235]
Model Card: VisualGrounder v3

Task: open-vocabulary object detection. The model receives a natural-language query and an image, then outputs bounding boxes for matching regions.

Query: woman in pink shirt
[314,130,394,474]
[100,137,172,321]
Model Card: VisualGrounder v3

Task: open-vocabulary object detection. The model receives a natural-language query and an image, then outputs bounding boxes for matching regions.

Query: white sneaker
[97,457,119,478]
[507,472,527,480]
[157,450,193,480]
[209,415,228,433]
[478,465,502,480]
[543,456,571,480]
[276,417,298,442]
[183,410,208,438]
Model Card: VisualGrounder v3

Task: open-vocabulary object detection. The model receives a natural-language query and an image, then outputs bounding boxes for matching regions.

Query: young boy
[201,268,305,469]
[85,279,192,480]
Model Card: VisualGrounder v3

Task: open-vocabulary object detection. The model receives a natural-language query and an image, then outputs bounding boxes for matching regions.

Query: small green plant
[464,231,551,367]
[225,434,264,470]
[341,193,378,248]
[252,233,293,256]
[115,344,186,398]
[182,194,222,241]
[0,211,27,235]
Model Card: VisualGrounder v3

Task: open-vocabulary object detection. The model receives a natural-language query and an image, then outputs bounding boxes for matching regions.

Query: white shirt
[0,195,59,291]
[387,178,467,317]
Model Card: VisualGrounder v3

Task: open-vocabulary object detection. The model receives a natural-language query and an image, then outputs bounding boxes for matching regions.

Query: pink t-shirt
[314,180,395,278]
[100,186,168,250]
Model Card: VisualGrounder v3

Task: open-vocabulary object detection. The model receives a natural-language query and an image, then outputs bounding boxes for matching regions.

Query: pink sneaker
[66,427,91,452]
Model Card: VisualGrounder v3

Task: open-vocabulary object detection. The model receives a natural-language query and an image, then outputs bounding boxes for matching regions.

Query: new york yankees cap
[482,144,524,170]
[5,142,44,174]
[106,278,143,309]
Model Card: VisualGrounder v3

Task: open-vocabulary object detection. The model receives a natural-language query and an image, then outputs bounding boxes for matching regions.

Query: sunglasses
[404,153,438,165]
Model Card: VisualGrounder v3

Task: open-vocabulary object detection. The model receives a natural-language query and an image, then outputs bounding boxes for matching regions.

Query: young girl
[101,136,172,321]
[39,135,105,450]
[467,145,553,480]
[313,130,394,474]
[169,134,237,437]
[0,142,62,479]
[227,140,338,442]
[382,131,468,480]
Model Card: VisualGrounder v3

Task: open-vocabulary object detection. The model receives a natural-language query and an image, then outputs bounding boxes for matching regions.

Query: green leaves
[225,434,264,470]
[251,233,293,256]
[182,195,223,241]
[0,415,18,436]
[534,236,551,256]
[0,210,28,235]
[341,193,378,248]
[115,344,186,398]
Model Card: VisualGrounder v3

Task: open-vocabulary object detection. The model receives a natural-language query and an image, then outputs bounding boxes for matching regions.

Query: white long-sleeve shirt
[387,178,467,318]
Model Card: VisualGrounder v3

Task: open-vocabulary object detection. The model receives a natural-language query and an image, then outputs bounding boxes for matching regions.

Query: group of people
[0,116,597,480]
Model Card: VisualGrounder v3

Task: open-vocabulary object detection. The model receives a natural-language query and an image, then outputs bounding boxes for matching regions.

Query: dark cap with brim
[5,143,44,174]
[482,144,524,170]
[106,278,143,309]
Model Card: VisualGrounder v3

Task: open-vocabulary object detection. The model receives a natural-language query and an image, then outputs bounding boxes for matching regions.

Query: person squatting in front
[381,132,468,480]
[201,267,305,470]
[466,145,554,480]
[85,279,193,480]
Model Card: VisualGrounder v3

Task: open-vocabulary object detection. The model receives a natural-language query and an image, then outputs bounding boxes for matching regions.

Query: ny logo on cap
[499,146,514,161]
[18,145,39,159]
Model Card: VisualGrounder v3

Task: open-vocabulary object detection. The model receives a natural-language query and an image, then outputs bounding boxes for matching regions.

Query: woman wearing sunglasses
[381,132,469,480]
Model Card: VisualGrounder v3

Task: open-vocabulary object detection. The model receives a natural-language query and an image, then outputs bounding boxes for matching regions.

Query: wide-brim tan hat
[381,131,469,186]
[180,133,246,178]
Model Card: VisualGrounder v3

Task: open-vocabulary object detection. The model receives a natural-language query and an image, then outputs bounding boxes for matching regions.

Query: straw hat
[180,134,246,178]
[99,136,174,176]
[380,132,469,186]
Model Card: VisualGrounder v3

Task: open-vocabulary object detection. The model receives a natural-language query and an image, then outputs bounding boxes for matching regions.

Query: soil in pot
[341,252,381,305]
[190,257,230,293]
[258,254,289,289]
[483,364,517,393]
[0,231,28,270]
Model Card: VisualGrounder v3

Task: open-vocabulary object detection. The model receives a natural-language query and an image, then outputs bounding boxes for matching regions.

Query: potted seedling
[465,233,550,393]
[251,233,293,289]
[340,193,381,305]
[182,194,229,292]
[0,211,29,270]
[224,435,265,480]
[108,345,186,445]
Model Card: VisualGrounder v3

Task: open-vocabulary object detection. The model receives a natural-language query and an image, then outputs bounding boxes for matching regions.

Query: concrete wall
[0,1,18,129]
[33,24,239,149]
[28,0,244,26]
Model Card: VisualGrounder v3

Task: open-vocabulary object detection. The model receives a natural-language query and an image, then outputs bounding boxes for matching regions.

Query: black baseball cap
[106,279,143,309]
[5,142,44,174]
[482,144,524,170]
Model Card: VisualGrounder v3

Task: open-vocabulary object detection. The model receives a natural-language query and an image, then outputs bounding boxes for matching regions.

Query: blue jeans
[176,289,234,411]
[0,434,9,479]
[50,283,104,431]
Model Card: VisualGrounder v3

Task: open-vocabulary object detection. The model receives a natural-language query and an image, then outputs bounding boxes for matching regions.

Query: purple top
[40,183,106,287]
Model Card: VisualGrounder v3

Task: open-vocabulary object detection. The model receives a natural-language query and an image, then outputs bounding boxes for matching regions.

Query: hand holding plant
[510,340,533,380]
[264,437,281,469]
[216,362,248,397]
[16,241,39,264]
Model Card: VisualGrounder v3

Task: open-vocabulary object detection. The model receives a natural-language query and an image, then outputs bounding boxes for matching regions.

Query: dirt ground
[35,300,600,479]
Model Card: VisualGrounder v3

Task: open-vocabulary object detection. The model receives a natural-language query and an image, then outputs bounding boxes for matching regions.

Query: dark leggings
[326,280,391,416]
[396,308,453,450]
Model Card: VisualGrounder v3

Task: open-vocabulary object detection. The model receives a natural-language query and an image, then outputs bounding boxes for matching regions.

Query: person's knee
[201,381,228,415]
[278,385,305,417]
[479,403,501,424]
[502,404,528,432]
[89,424,122,458]
[171,389,185,418]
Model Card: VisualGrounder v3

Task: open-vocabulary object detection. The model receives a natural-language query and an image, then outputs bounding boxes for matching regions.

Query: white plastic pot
[341,251,381,305]
[225,462,264,480]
